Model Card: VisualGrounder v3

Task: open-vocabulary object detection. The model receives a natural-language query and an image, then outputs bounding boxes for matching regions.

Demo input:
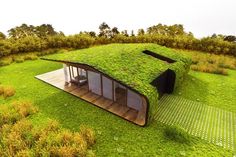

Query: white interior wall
[88,71,101,95]
[127,89,142,111]
[78,68,81,75]
[82,69,86,76]
[72,67,77,77]
[63,64,69,82]
[78,68,86,76]
[102,76,113,100]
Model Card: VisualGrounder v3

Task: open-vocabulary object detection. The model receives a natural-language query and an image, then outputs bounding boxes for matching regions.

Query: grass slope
[174,69,236,112]
[0,59,233,156]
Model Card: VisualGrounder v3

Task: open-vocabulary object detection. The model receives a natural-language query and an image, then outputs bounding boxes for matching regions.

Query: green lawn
[0,59,234,156]
[173,70,236,112]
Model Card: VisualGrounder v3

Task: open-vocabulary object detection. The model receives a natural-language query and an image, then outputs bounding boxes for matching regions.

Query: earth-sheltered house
[36,44,191,126]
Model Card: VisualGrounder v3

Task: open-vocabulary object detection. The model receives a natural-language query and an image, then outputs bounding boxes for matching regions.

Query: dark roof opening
[143,50,176,63]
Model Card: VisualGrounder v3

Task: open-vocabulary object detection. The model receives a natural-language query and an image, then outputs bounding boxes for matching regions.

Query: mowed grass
[0,59,234,156]
[173,49,236,112]
[173,70,236,112]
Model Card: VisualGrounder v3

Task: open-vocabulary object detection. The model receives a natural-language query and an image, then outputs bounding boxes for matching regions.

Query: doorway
[151,69,176,98]
[114,82,127,106]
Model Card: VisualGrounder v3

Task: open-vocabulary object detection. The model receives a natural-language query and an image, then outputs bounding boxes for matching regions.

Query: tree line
[0,22,235,58]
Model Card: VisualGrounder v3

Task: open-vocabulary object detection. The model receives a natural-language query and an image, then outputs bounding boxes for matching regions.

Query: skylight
[143,50,176,63]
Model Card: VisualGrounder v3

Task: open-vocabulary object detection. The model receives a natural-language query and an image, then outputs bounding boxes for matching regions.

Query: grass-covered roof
[43,43,191,123]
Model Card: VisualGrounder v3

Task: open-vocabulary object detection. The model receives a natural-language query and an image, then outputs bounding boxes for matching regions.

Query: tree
[147,24,167,35]
[168,24,185,36]
[88,31,96,37]
[188,32,194,38]
[35,24,58,38]
[211,34,224,40]
[147,23,186,36]
[8,23,32,39]
[8,24,58,39]
[211,33,217,38]
[58,31,65,36]
[98,22,111,38]
[121,30,129,37]
[137,29,145,36]
[131,30,135,37]
[224,35,236,42]
[79,31,96,37]
[0,32,6,39]
[111,27,119,38]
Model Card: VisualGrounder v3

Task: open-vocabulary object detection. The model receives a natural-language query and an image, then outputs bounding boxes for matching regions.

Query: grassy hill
[0,44,235,156]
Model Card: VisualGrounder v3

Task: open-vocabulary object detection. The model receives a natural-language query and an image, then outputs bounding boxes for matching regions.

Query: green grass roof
[43,43,191,122]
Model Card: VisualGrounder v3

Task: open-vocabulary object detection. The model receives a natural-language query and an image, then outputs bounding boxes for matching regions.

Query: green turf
[0,59,233,156]
[43,44,191,121]
[173,70,236,112]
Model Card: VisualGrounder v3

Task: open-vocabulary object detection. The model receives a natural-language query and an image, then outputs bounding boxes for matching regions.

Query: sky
[0,0,235,38]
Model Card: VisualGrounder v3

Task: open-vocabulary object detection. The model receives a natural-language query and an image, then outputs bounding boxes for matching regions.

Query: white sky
[0,0,235,38]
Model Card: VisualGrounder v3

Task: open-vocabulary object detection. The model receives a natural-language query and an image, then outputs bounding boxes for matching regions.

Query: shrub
[3,120,33,154]
[57,49,68,53]
[207,57,216,64]
[0,85,15,99]
[0,102,96,157]
[37,49,58,56]
[33,122,94,157]
[12,101,38,118]
[23,54,38,60]
[73,133,88,154]
[0,119,34,156]
[14,56,25,63]
[0,57,13,66]
[33,121,95,157]
[164,125,190,143]
[187,52,236,75]
[80,125,96,147]
[2,86,15,99]
[0,85,4,95]
[0,106,20,126]
[15,149,33,157]
[1,25,236,59]
[191,63,228,75]
[191,59,198,65]
[216,57,236,69]
[0,101,38,126]
[50,145,77,157]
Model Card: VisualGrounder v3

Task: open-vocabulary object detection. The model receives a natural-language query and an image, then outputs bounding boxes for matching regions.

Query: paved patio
[157,95,236,151]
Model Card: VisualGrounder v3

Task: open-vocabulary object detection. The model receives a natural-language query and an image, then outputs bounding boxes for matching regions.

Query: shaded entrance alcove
[151,69,176,98]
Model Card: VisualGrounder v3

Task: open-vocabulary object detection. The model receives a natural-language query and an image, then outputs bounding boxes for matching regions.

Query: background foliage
[0,23,236,59]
